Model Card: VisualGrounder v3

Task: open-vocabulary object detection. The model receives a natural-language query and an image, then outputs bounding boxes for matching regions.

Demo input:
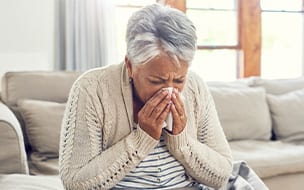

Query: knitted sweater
[59,63,233,190]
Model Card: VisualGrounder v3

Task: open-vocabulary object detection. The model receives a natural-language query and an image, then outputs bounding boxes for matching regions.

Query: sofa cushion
[210,87,272,141]
[250,77,304,94]
[1,71,80,151]
[1,71,81,106]
[230,140,304,178]
[207,79,250,89]
[267,89,304,142]
[17,99,65,157]
[263,173,304,190]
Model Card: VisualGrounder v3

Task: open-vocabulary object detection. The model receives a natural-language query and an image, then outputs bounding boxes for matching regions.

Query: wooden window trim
[238,0,261,77]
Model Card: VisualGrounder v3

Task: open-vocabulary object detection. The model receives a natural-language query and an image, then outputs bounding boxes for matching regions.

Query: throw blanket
[199,161,269,190]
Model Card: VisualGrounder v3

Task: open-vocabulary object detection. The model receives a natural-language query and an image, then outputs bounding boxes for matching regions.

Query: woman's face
[126,53,189,104]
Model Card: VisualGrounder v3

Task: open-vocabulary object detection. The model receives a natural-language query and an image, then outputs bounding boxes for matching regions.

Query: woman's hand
[138,89,172,140]
[171,89,187,135]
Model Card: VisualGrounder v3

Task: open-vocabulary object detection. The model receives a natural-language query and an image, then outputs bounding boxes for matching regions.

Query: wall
[0,0,55,84]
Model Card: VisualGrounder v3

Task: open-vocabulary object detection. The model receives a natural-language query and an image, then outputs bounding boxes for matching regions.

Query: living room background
[0,0,303,82]
[0,0,55,83]
[1,1,304,189]
[115,0,304,81]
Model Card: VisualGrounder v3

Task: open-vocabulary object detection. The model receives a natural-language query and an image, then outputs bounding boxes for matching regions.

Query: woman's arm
[59,79,158,190]
[164,75,233,189]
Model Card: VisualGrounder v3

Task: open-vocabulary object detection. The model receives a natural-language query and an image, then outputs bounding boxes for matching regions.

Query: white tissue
[165,112,173,131]
[162,87,174,131]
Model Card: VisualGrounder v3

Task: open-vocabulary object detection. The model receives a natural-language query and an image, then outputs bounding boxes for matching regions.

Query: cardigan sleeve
[59,79,158,190]
[164,75,233,189]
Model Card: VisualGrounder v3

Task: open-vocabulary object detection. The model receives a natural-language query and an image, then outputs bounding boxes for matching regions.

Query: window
[186,0,239,81]
[114,0,304,80]
[261,0,304,78]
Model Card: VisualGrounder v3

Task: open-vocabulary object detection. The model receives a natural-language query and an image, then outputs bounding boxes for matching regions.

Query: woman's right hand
[137,89,172,140]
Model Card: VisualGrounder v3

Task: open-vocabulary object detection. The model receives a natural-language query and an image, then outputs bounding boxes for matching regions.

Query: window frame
[260,1,304,78]
[115,0,304,78]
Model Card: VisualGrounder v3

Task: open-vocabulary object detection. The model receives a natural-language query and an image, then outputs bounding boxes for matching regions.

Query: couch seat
[0,174,63,190]
[230,140,304,178]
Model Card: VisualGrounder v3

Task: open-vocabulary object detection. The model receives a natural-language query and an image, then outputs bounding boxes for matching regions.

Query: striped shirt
[114,125,196,189]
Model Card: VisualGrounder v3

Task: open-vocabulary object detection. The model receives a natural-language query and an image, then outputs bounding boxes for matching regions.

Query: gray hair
[126,3,197,66]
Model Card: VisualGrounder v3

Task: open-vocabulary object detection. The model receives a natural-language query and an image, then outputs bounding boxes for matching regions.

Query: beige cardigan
[59,63,232,190]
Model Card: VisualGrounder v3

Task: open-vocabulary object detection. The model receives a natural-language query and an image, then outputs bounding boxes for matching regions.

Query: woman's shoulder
[186,70,208,94]
[73,63,123,89]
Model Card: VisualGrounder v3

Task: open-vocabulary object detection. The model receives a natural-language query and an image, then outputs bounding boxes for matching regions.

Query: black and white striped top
[114,126,196,189]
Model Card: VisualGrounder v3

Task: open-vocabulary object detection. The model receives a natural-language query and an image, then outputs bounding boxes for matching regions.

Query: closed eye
[174,79,184,84]
[150,80,164,85]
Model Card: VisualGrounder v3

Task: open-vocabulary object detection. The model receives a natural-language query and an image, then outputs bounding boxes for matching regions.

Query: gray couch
[208,77,304,190]
[0,71,80,189]
[0,71,304,190]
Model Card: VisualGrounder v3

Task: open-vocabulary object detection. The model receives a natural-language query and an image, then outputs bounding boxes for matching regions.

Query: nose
[165,82,173,88]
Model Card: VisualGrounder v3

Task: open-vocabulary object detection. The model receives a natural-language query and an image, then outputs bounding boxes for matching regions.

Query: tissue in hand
[162,87,174,131]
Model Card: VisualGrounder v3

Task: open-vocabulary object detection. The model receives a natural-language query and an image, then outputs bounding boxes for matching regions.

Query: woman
[59,3,234,190]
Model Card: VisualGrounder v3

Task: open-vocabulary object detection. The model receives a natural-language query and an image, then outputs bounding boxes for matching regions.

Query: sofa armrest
[0,101,28,174]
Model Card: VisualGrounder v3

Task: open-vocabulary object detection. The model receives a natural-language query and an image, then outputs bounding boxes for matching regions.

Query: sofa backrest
[207,78,273,141]
[206,76,304,142]
[249,76,304,141]
[250,77,304,94]
[1,71,82,154]
[1,71,82,107]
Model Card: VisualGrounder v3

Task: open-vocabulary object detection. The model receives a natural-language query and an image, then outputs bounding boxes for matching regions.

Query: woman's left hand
[170,89,187,135]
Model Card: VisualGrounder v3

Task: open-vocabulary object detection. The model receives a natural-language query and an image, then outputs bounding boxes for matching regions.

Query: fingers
[170,103,180,120]
[171,89,184,117]
[137,89,172,140]
[170,103,186,135]
[141,89,169,116]
[156,102,171,123]
[170,89,186,135]
[150,93,171,118]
